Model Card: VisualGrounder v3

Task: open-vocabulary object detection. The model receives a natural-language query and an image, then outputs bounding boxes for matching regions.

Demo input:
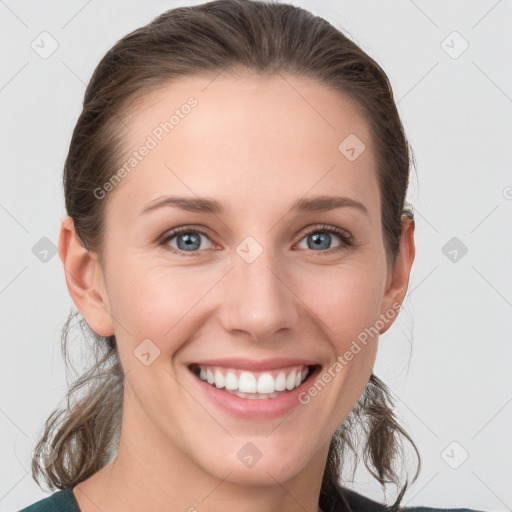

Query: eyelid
[159,224,213,239]
[298,224,353,243]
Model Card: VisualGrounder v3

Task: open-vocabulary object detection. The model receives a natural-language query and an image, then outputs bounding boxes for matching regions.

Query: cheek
[106,258,219,350]
[298,260,384,406]
[301,262,386,342]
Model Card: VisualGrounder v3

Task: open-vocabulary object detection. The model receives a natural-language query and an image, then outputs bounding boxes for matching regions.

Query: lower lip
[189,366,321,419]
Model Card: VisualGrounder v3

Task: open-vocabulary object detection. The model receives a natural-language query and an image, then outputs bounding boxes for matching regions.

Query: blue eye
[295,224,353,255]
[159,224,353,257]
[160,227,214,256]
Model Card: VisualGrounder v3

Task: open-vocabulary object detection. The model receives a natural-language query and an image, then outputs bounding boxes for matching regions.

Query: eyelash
[158,224,354,257]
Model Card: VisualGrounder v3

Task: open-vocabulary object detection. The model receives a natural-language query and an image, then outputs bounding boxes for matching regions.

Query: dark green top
[19,486,80,511]
[18,485,485,512]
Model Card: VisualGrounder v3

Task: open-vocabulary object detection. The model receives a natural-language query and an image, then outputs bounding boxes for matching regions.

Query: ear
[379,215,415,335]
[58,216,115,337]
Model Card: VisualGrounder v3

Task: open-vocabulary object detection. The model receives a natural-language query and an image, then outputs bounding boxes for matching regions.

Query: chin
[192,438,315,487]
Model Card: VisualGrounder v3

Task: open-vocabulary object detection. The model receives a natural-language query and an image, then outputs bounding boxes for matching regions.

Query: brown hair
[32,0,420,509]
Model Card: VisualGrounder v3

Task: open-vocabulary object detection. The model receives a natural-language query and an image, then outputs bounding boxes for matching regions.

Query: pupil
[309,233,330,250]
[178,233,200,251]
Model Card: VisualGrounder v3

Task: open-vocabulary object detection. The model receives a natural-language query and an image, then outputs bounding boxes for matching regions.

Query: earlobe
[379,216,415,335]
[58,216,115,337]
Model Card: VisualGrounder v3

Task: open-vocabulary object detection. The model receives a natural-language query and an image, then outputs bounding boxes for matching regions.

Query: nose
[218,245,301,344]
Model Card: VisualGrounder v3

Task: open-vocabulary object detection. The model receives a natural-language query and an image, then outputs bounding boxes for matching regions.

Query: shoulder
[400,508,485,512]
[18,486,80,512]
[338,487,485,512]
[338,486,392,511]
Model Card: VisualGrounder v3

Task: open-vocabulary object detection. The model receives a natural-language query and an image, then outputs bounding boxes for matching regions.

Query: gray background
[1,0,511,511]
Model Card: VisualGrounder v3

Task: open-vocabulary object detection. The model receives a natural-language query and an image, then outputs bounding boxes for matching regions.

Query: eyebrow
[141,194,369,217]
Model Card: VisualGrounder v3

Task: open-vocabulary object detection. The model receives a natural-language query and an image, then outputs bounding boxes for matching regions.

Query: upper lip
[188,357,320,372]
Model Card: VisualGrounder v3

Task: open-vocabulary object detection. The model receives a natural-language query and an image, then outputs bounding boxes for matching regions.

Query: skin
[59,72,415,512]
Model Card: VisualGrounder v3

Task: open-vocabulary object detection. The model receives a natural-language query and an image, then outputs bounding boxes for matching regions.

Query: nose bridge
[219,238,299,342]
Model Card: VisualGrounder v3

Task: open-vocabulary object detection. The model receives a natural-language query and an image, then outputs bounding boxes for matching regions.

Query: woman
[20,1,484,511]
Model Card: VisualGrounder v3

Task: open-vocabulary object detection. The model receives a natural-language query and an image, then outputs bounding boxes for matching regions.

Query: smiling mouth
[188,363,320,399]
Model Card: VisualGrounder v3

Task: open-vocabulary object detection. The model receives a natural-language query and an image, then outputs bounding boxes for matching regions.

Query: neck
[73,390,329,512]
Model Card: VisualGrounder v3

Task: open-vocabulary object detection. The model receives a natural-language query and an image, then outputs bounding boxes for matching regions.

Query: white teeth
[225,371,238,390]
[194,364,312,396]
[214,369,225,389]
[238,372,257,393]
[257,373,274,394]
[286,371,296,390]
[274,372,286,391]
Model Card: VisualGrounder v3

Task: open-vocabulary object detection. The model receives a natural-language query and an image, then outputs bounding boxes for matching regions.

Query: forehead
[107,73,379,220]
[125,72,370,147]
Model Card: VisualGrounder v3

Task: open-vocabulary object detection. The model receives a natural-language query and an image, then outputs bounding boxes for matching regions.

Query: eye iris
[177,232,201,251]
[308,232,331,250]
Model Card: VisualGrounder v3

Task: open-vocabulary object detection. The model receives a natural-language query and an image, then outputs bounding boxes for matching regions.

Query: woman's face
[82,73,410,486]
